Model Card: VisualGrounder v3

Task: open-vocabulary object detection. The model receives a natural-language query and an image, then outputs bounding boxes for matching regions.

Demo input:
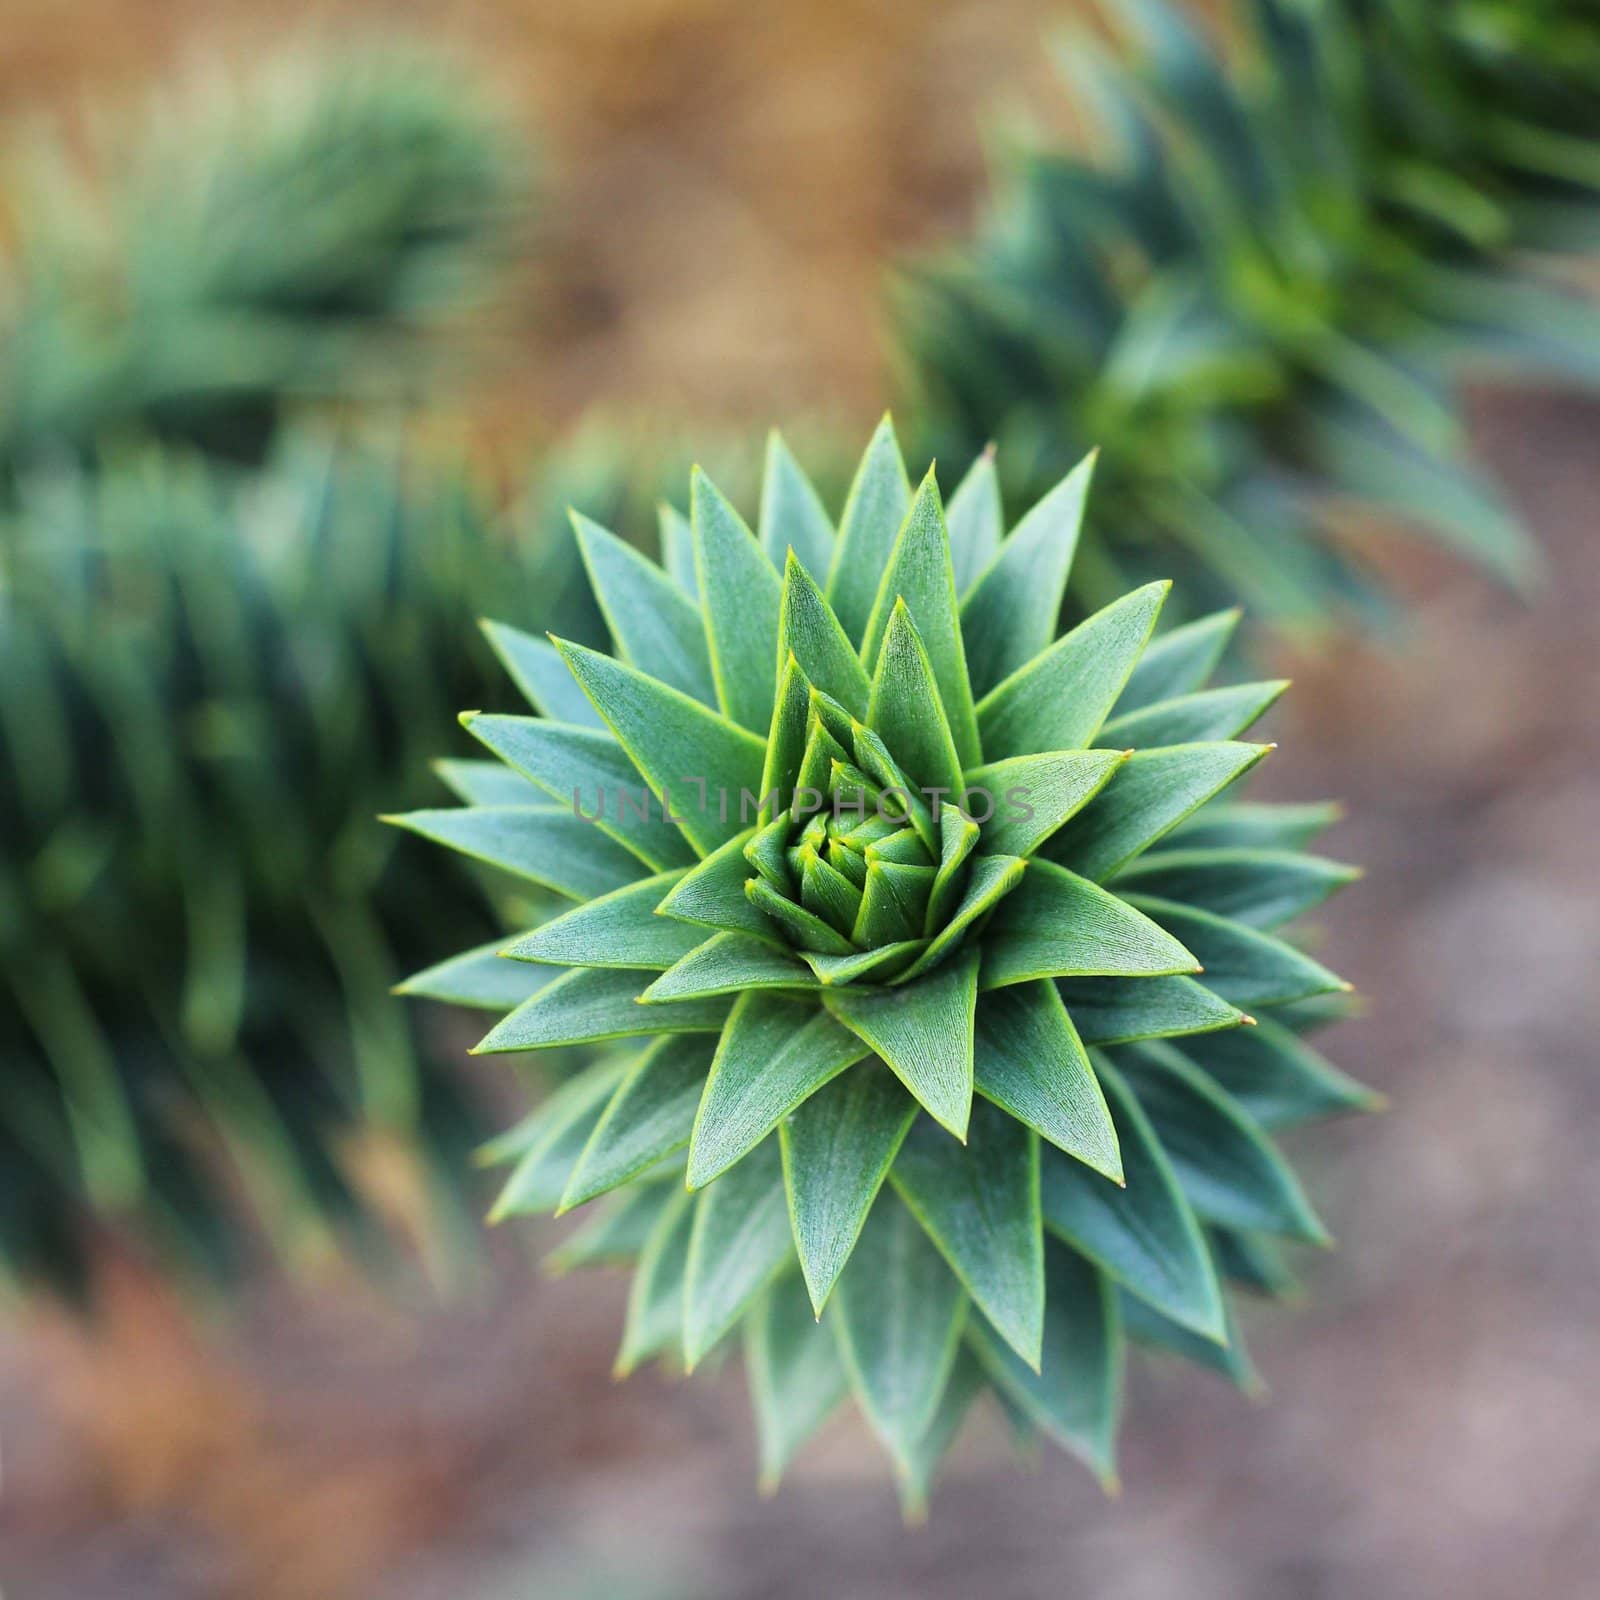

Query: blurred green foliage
[0,46,527,475]
[0,429,688,1299]
[899,0,1600,627]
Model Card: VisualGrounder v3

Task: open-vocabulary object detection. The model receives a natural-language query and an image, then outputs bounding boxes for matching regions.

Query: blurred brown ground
[3,4,1598,1598]
[0,0,1076,436]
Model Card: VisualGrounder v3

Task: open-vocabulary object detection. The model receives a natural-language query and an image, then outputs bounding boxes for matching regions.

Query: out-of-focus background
[3,3,1599,1597]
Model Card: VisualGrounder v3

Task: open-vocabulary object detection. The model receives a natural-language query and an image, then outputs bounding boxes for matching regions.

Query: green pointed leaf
[866,600,966,800]
[1098,680,1287,749]
[831,1186,967,1470]
[960,451,1094,697]
[1039,1058,1223,1339]
[803,939,925,987]
[1113,848,1360,930]
[659,503,698,598]
[1118,1043,1331,1244]
[692,469,783,733]
[1047,742,1271,881]
[616,1186,695,1374]
[1211,1226,1299,1299]
[781,1060,918,1313]
[553,638,766,856]
[1058,976,1247,1046]
[969,1240,1121,1488]
[687,995,869,1189]
[643,932,818,1003]
[945,447,1002,596]
[758,654,811,821]
[926,803,980,928]
[396,938,562,1011]
[859,470,982,770]
[473,966,731,1053]
[745,1270,849,1491]
[462,713,697,872]
[386,806,640,901]
[965,749,1127,858]
[827,415,913,646]
[548,1181,677,1273]
[560,1036,716,1209]
[1113,609,1239,716]
[760,431,835,578]
[1122,895,1348,1007]
[1120,1285,1261,1394]
[775,552,872,721]
[900,854,1026,981]
[974,982,1120,1179]
[1178,1012,1381,1129]
[891,1100,1044,1367]
[747,877,857,955]
[825,948,978,1138]
[657,827,785,944]
[489,1058,632,1219]
[503,870,700,969]
[573,513,717,704]
[897,1349,985,1521]
[976,581,1168,760]
[481,620,604,728]
[982,859,1199,988]
[433,758,541,807]
[1173,800,1342,851]
[683,1137,793,1367]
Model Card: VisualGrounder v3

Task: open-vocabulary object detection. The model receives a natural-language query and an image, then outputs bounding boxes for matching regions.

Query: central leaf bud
[741,685,979,985]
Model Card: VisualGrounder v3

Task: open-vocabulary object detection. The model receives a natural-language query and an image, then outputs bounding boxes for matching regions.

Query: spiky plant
[395,418,1376,1512]
[0,427,651,1300]
[898,0,1600,627]
[0,44,525,474]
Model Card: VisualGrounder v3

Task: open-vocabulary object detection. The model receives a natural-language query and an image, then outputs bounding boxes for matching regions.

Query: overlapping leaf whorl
[396,419,1375,1512]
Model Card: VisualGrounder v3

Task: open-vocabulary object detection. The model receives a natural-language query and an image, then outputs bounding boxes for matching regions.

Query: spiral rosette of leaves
[394,419,1378,1513]
[898,0,1600,629]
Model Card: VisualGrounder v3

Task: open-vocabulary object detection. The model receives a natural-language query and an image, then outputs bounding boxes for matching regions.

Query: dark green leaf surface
[1179,1013,1380,1128]
[973,982,1120,1179]
[692,469,783,734]
[473,966,731,1053]
[688,995,868,1189]
[1098,680,1287,748]
[561,1036,716,1209]
[859,471,982,770]
[573,513,717,705]
[1047,742,1271,881]
[959,450,1094,697]
[683,1137,794,1367]
[554,639,766,856]
[976,581,1168,759]
[461,713,697,872]
[1113,848,1359,929]
[617,1186,695,1374]
[386,806,641,901]
[396,938,562,1011]
[1057,975,1246,1046]
[831,1187,967,1471]
[969,1240,1121,1488]
[642,932,818,1003]
[964,749,1127,858]
[1114,611,1239,716]
[482,620,604,728]
[745,1270,849,1490]
[781,1061,919,1313]
[490,1058,631,1220]
[1123,895,1348,1006]
[1040,1058,1224,1338]
[759,431,836,579]
[825,948,978,1138]
[827,415,912,646]
[892,1100,1045,1368]
[1117,1044,1330,1244]
[982,859,1199,987]
[503,870,701,970]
